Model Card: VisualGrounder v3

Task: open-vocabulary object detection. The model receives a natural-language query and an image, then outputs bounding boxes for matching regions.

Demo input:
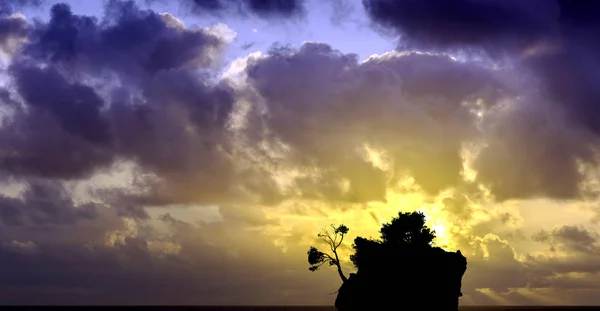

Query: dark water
[126,307,600,311]
[139,307,600,311]
[171,307,600,311]
[176,307,600,311]
[151,307,600,311]
[2,307,600,311]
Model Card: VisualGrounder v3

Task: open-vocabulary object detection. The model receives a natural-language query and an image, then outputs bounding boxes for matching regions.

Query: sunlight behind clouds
[3,0,600,305]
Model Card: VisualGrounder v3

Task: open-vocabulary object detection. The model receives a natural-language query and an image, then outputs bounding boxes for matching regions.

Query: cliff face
[335,247,467,311]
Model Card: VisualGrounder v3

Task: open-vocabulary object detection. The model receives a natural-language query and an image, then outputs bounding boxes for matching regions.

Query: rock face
[335,245,467,311]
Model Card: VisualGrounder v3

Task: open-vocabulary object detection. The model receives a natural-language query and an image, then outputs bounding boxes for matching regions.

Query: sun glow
[259,143,475,262]
[431,222,451,247]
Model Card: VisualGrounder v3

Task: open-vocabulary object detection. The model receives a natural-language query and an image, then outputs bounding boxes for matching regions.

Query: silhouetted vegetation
[308,211,434,276]
[307,211,467,311]
[307,224,349,282]
[349,211,436,268]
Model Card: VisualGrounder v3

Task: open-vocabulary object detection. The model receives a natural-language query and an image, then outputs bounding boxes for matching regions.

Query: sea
[120,307,600,311]
[121,307,600,311]
[1,307,599,311]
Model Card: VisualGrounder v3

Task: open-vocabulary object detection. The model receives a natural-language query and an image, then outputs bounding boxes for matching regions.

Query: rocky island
[308,211,468,311]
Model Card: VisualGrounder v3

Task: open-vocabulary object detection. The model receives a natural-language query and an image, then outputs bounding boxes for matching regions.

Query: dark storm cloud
[362,0,560,53]
[0,179,97,226]
[12,64,111,145]
[26,1,224,79]
[242,43,499,200]
[0,0,244,206]
[361,0,600,201]
[162,0,306,19]
[0,107,115,179]
[0,0,515,208]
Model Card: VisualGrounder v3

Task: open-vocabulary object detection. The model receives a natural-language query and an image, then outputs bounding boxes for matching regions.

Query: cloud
[0,208,344,305]
[0,0,43,15]
[26,1,227,78]
[239,44,499,201]
[1,0,600,305]
[362,0,560,54]
[361,0,600,201]
[0,179,98,226]
[1,1,238,202]
[533,225,599,254]
[0,0,43,54]
[151,0,307,19]
[0,1,345,304]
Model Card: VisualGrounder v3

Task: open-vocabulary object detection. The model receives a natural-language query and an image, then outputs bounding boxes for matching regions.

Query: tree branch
[310,224,349,283]
[314,261,328,268]
[336,231,345,248]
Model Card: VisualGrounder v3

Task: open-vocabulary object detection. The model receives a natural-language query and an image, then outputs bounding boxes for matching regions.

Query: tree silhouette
[307,211,467,311]
[380,211,436,247]
[308,212,436,281]
[307,224,349,282]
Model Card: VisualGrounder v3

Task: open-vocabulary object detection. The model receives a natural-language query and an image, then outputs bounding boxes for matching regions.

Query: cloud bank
[1,0,600,305]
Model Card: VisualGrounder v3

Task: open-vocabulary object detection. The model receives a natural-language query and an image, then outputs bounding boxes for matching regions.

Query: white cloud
[206,23,238,44]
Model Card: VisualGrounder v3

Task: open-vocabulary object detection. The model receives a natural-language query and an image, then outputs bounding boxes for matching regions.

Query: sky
[2,0,600,306]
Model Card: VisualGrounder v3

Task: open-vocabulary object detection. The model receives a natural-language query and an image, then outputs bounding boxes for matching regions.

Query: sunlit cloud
[0,0,600,306]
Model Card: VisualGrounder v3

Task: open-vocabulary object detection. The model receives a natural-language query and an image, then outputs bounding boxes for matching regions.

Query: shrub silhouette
[380,211,436,246]
[307,211,467,311]
[349,211,436,269]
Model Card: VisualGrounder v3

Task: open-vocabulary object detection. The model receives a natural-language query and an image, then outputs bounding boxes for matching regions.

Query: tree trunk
[337,266,348,283]
[334,251,348,283]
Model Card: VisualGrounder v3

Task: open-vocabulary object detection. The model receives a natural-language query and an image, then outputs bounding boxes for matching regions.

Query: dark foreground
[1,307,600,311]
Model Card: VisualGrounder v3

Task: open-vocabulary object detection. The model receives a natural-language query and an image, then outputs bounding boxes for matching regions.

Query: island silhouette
[308,211,467,311]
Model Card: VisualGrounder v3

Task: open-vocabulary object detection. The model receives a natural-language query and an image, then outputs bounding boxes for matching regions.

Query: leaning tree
[307,224,349,283]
